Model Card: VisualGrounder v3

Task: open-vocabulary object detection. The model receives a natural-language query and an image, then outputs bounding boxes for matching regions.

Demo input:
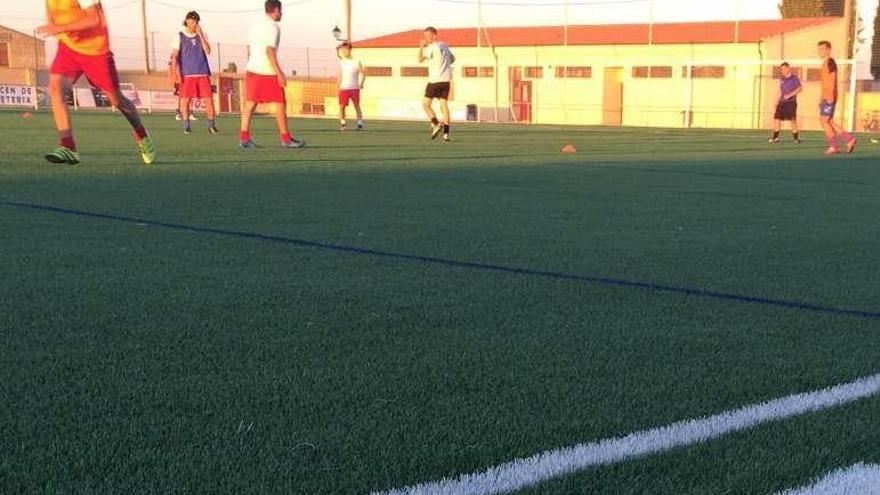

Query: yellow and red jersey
[820,57,838,103]
[46,0,109,56]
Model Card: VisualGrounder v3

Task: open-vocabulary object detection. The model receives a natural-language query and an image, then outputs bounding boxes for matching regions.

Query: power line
[0,0,145,23]
[106,0,142,9]
[428,0,648,6]
[147,0,315,14]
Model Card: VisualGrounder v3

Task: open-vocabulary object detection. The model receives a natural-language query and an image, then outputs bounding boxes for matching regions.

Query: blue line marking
[4,201,880,320]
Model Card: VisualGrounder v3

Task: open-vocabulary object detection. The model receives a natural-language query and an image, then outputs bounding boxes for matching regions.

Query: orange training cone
[561,144,577,154]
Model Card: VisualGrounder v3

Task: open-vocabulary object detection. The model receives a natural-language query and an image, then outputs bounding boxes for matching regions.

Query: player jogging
[238,0,305,149]
[170,11,215,134]
[418,27,455,142]
[817,40,856,156]
[337,41,365,131]
[38,0,155,165]
[769,62,802,144]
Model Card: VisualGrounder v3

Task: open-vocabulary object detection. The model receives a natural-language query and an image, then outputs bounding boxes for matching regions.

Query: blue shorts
[819,100,836,118]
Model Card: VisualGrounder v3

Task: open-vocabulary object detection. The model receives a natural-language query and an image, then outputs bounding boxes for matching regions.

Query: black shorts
[425,82,451,100]
[774,100,798,121]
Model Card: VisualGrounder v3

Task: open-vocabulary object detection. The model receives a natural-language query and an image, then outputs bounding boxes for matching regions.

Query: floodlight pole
[648,0,654,46]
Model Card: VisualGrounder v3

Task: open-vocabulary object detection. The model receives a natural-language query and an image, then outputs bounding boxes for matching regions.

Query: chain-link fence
[0,28,338,116]
[2,0,880,130]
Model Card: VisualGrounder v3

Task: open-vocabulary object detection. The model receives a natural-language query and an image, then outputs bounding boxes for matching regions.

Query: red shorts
[245,72,285,104]
[50,42,119,94]
[339,89,360,107]
[180,75,213,99]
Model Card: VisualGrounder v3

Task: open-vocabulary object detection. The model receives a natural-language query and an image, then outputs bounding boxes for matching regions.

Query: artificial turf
[1,111,879,494]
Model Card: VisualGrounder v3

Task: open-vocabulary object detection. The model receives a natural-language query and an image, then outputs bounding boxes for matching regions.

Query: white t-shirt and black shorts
[422,41,454,100]
[245,15,284,104]
[338,57,362,107]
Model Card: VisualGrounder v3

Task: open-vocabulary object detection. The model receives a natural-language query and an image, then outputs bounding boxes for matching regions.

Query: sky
[2,0,878,75]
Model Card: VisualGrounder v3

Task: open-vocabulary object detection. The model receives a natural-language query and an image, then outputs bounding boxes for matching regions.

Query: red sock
[132,126,148,141]
[60,135,77,152]
[280,132,293,144]
[240,131,251,142]
[839,131,854,144]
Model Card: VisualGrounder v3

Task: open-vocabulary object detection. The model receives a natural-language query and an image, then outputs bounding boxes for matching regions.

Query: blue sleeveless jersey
[178,32,211,77]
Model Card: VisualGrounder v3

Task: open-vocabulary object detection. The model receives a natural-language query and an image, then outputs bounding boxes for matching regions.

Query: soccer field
[2,111,879,494]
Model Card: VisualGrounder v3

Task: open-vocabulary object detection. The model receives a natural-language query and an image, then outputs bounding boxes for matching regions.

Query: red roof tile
[355,18,838,48]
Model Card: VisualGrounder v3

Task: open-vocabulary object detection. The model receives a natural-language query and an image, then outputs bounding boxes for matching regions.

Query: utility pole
[32,29,40,110]
[844,0,858,132]
[734,0,740,43]
[477,0,482,49]
[844,0,857,57]
[149,31,158,73]
[563,0,569,47]
[345,0,352,42]
[141,0,151,73]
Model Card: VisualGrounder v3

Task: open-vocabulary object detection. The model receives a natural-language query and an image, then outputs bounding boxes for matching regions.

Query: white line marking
[777,463,880,495]
[372,374,880,495]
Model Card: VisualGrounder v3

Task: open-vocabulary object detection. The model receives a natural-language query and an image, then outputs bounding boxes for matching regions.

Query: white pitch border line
[777,463,880,495]
[372,373,880,495]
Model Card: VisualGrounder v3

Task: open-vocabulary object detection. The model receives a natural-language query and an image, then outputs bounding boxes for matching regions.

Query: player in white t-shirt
[337,42,365,131]
[238,0,305,149]
[418,27,455,142]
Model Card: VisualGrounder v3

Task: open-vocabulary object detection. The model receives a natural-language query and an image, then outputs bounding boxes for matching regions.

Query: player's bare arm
[417,39,428,63]
[37,5,100,36]
[267,46,286,87]
[170,49,181,84]
[358,61,366,88]
[785,85,802,101]
[195,24,212,55]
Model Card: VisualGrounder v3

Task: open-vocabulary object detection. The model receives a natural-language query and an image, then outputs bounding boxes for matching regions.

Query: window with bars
[650,66,672,78]
[401,66,428,77]
[364,66,392,77]
[524,66,544,79]
[633,66,672,79]
[462,66,494,78]
[682,65,725,78]
[772,66,803,79]
[555,66,592,78]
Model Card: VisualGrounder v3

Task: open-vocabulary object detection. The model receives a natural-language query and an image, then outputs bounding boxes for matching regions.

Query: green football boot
[44,147,80,165]
[138,134,157,165]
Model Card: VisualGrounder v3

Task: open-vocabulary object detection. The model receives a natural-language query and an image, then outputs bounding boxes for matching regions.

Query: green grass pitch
[1,111,879,494]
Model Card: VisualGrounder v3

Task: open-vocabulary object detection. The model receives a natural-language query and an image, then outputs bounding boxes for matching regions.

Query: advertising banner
[0,85,37,107]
